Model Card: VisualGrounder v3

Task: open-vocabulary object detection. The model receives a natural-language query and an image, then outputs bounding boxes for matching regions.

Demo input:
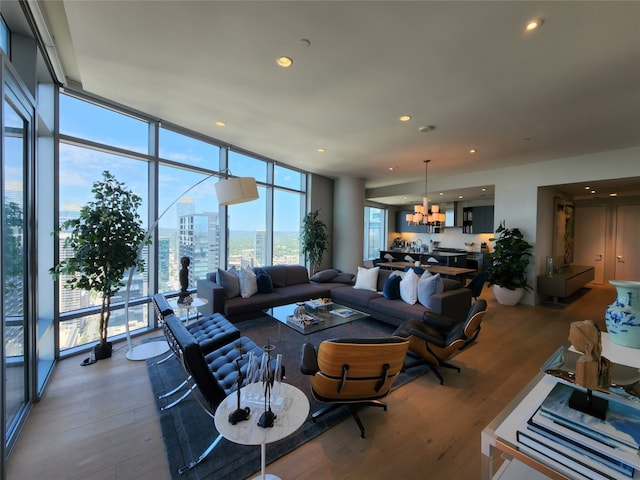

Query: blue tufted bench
[153,293,241,355]
[162,311,263,473]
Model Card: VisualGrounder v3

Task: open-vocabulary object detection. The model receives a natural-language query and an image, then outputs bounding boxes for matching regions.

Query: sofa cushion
[238,266,258,298]
[382,274,402,300]
[354,266,379,291]
[285,265,310,286]
[331,285,381,309]
[417,273,444,308]
[368,296,427,325]
[217,268,240,299]
[255,268,274,293]
[399,270,419,305]
[206,271,217,283]
[310,268,340,282]
[264,265,287,288]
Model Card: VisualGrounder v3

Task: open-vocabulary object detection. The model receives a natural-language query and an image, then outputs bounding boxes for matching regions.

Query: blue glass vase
[605,280,640,349]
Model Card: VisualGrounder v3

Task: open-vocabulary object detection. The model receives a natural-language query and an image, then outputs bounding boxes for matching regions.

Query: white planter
[605,280,640,349]
[493,285,524,306]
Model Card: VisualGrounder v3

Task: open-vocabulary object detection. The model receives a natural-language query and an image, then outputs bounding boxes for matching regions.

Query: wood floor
[6,284,616,480]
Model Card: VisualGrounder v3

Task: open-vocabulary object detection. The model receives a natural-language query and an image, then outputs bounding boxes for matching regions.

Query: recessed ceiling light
[584,186,591,190]
[419,125,436,133]
[469,149,477,154]
[399,115,411,122]
[458,195,464,199]
[277,56,293,67]
[591,190,596,194]
[481,188,486,192]
[439,192,444,196]
[316,148,325,153]
[388,166,399,171]
[214,121,226,127]
[525,18,544,31]
[610,193,618,197]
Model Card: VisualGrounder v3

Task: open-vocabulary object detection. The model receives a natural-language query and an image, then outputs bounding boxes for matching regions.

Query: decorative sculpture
[178,256,192,304]
[258,345,277,428]
[228,356,251,425]
[567,319,610,420]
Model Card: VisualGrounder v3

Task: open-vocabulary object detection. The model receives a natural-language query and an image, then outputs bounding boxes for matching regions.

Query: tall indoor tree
[301,209,329,275]
[51,171,149,363]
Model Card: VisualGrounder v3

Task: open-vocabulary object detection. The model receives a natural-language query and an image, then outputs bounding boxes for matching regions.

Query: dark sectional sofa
[197,264,472,326]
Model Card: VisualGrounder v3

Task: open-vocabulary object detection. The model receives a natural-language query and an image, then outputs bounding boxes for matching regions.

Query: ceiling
[36,1,640,203]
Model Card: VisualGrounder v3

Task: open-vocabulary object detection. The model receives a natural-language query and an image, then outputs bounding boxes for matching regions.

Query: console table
[481,334,640,479]
[537,265,594,304]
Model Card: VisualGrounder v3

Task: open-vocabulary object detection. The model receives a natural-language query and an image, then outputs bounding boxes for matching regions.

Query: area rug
[146,316,430,480]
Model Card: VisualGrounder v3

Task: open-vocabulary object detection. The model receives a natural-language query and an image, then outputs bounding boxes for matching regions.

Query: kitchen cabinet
[462,206,494,234]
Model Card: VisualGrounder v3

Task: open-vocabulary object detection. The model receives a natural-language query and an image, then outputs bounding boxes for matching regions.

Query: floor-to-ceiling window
[1,57,36,463]
[57,93,308,353]
[364,205,386,260]
[58,94,151,351]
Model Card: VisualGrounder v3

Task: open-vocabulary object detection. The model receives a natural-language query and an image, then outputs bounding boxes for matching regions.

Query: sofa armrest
[428,288,472,324]
[422,311,457,331]
[196,279,225,316]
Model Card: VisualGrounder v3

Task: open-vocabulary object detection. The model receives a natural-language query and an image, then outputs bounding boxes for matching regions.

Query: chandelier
[405,160,446,228]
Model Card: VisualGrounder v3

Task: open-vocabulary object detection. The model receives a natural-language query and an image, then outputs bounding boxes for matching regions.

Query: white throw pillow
[418,273,444,308]
[399,270,419,305]
[354,266,379,291]
[238,266,258,298]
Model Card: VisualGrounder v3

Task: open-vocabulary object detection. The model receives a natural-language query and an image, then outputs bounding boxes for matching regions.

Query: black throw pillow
[255,268,273,293]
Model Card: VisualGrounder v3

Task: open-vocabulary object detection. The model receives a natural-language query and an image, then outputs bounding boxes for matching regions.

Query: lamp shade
[214,177,259,205]
[431,204,440,214]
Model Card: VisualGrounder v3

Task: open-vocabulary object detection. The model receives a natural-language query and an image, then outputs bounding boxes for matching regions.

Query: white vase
[605,280,640,349]
[492,285,524,306]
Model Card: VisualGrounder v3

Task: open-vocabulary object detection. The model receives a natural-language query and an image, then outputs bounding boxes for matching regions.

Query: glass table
[267,301,370,336]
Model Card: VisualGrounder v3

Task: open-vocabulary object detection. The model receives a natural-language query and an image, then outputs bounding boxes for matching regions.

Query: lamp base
[228,407,250,425]
[258,409,276,428]
[568,389,608,421]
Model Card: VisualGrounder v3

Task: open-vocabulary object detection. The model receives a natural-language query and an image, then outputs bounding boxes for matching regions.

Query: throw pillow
[238,266,258,298]
[404,265,425,275]
[310,268,340,283]
[382,274,402,300]
[332,272,355,284]
[354,266,379,291]
[217,267,240,299]
[255,268,273,293]
[417,273,444,308]
[399,270,419,305]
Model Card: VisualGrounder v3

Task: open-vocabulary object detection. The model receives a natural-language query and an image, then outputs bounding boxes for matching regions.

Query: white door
[614,204,640,281]
[574,205,606,284]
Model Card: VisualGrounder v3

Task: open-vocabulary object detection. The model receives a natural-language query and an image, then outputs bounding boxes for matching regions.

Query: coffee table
[267,301,370,335]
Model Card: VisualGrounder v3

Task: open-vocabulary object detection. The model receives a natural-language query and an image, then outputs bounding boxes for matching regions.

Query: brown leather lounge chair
[393,299,488,385]
[300,336,409,438]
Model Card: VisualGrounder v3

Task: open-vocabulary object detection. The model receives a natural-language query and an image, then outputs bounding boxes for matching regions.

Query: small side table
[168,297,208,324]
[214,383,309,480]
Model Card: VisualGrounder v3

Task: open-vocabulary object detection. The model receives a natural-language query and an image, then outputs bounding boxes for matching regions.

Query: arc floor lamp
[124,172,259,360]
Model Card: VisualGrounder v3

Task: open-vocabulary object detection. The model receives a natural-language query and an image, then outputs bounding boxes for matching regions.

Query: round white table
[214,383,309,480]
[168,296,208,324]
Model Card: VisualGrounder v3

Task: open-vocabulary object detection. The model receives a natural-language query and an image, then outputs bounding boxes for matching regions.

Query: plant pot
[93,341,113,360]
[605,280,640,349]
[493,285,524,306]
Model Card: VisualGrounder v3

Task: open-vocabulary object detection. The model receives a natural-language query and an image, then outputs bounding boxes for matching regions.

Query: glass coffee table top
[267,301,370,335]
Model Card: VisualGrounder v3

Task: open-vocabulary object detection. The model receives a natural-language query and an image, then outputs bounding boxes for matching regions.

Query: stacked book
[517,382,640,479]
[287,313,323,329]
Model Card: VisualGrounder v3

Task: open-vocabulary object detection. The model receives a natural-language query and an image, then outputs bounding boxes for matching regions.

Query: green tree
[301,209,329,274]
[50,171,149,348]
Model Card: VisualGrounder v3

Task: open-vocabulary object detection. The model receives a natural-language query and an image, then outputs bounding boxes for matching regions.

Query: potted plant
[301,209,329,275]
[50,171,149,363]
[487,221,533,306]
